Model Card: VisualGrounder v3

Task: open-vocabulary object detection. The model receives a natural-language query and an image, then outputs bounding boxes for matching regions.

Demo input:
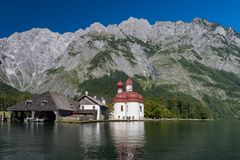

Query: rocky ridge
[1,17,240,118]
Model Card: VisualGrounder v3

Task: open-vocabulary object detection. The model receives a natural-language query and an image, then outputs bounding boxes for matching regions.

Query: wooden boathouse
[7,91,77,122]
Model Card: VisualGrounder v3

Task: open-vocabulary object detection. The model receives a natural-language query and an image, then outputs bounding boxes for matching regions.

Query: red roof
[126,78,133,85]
[114,91,144,103]
[117,81,123,88]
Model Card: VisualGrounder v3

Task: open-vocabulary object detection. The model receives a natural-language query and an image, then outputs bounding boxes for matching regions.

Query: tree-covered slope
[78,71,212,119]
[0,81,32,110]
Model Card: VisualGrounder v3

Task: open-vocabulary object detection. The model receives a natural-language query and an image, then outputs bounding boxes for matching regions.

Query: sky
[0,0,239,38]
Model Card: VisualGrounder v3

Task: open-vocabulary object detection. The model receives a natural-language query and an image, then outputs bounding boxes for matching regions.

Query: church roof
[126,78,133,85]
[114,78,144,103]
[113,91,144,103]
[117,81,123,88]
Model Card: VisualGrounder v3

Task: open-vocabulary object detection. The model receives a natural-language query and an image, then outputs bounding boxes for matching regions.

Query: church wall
[113,102,126,120]
[126,102,140,120]
[139,103,144,120]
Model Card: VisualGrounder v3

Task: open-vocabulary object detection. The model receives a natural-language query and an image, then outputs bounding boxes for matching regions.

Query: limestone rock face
[0,17,240,102]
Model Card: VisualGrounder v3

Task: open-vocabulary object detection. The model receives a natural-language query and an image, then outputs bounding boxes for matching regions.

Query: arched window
[121,105,123,112]
[132,116,134,119]
[140,106,142,112]
[82,106,84,110]
[93,106,95,110]
[118,116,120,119]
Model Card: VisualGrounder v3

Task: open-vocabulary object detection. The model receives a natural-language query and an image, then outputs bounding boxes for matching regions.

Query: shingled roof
[7,91,77,111]
[78,94,108,109]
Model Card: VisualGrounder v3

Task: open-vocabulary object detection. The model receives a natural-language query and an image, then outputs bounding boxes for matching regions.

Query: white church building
[113,78,144,120]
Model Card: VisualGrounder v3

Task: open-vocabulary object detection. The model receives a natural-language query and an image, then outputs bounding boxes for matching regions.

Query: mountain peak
[118,17,151,41]
[192,17,216,28]
[89,22,106,32]
[119,17,151,27]
[126,17,150,23]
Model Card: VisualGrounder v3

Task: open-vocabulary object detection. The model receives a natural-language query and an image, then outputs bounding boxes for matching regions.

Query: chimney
[85,91,88,96]
[102,97,106,104]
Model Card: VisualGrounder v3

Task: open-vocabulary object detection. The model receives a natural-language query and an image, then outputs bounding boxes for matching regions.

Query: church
[113,78,144,120]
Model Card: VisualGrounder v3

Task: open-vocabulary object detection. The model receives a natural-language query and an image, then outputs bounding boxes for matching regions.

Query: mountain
[0,17,240,119]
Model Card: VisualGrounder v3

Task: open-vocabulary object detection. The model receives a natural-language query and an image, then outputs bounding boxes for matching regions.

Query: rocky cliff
[1,17,240,118]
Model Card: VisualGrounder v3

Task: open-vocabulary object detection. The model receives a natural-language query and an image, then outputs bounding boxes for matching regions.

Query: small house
[75,92,109,121]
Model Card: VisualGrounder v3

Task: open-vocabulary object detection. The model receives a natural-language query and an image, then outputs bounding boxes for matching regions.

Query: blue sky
[0,0,239,38]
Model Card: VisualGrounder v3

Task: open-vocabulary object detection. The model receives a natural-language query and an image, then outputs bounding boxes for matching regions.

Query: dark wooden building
[7,91,77,122]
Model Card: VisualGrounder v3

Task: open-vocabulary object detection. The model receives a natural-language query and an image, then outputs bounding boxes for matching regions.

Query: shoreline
[56,118,214,124]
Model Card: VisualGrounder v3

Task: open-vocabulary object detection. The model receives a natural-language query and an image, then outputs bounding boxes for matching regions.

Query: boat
[24,117,44,123]
[32,118,44,123]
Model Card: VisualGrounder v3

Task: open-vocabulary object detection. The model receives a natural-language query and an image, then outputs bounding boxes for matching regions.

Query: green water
[1,121,240,160]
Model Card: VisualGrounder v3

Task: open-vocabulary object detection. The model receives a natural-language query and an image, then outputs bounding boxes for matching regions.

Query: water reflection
[110,122,145,160]
[3,121,240,160]
[143,121,240,160]
[0,123,54,160]
[0,122,145,160]
[78,123,101,144]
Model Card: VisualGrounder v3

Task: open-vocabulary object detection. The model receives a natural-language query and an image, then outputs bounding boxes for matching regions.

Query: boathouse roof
[7,91,77,112]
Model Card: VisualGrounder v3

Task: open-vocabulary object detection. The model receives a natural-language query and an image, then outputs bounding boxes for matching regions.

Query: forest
[79,71,212,119]
[0,81,32,111]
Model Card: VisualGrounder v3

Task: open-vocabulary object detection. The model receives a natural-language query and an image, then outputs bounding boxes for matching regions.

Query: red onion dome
[114,92,127,102]
[114,91,144,103]
[126,78,133,85]
[127,92,139,99]
[139,95,144,101]
[117,81,123,88]
[127,91,143,102]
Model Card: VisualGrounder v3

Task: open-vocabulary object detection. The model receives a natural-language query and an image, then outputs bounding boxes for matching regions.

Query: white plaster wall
[139,103,144,120]
[80,104,101,120]
[126,102,140,120]
[113,102,126,119]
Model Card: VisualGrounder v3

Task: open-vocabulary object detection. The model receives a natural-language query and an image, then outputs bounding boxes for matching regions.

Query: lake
[1,121,240,160]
